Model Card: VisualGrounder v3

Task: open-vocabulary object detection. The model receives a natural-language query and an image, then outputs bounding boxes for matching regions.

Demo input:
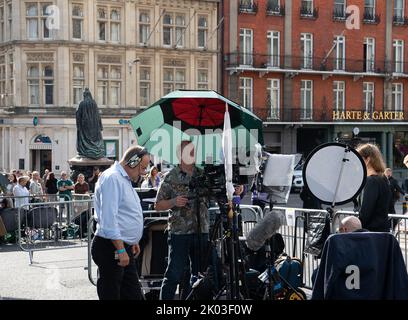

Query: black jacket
[359,175,392,232]
[312,232,408,300]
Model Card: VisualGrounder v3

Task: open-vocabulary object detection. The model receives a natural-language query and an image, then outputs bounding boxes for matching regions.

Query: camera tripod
[186,199,250,300]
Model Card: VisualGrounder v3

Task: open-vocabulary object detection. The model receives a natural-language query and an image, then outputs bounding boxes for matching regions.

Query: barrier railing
[16,195,94,264]
[83,204,408,293]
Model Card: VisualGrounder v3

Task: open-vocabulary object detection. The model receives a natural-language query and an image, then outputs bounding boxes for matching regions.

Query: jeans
[91,235,143,300]
[160,233,209,300]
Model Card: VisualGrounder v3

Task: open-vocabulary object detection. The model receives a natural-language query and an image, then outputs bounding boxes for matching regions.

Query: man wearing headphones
[91,145,150,300]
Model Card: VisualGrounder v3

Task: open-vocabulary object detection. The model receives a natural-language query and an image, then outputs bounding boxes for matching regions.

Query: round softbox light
[302,142,367,206]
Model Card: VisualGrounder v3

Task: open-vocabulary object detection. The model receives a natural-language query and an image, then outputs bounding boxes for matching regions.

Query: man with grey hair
[92,145,150,300]
[339,216,363,233]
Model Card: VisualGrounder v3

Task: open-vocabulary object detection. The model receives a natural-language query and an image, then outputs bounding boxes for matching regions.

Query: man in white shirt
[13,176,30,209]
[91,145,150,300]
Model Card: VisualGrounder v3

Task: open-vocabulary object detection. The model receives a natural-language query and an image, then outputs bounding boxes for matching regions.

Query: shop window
[394,131,408,168]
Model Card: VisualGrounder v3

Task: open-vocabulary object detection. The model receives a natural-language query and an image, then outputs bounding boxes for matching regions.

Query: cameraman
[155,141,210,300]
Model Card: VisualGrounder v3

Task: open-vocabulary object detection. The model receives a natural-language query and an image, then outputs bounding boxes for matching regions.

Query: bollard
[403,195,408,215]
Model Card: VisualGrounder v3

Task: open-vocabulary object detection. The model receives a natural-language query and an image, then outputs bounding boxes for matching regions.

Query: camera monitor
[303,142,367,206]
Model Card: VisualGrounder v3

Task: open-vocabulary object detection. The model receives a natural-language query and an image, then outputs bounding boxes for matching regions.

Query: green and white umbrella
[130,90,264,165]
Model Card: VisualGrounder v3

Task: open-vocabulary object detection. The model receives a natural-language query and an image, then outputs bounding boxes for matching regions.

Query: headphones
[127,147,149,168]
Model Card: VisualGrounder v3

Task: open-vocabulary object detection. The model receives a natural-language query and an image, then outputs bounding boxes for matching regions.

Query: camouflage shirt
[155,165,209,235]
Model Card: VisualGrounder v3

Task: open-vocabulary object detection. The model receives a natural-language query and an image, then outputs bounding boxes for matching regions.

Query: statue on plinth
[76,88,105,159]
[69,88,113,183]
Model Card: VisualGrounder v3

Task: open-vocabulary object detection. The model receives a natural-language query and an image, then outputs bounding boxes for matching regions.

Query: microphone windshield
[245,210,285,252]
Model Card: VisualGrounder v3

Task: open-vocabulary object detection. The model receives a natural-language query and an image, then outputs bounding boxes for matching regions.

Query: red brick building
[223,0,408,177]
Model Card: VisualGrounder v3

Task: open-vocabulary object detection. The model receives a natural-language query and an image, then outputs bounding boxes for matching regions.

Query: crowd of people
[0,168,102,210]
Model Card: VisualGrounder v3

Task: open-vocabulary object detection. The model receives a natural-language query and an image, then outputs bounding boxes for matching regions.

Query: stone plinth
[68,156,114,183]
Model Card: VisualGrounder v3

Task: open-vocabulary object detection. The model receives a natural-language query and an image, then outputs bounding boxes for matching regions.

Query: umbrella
[130,90,264,165]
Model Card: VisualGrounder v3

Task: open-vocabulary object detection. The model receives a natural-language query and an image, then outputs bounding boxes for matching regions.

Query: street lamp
[128,58,141,75]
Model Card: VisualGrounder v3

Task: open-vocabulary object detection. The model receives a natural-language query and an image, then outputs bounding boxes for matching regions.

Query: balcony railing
[300,6,319,19]
[363,11,381,24]
[239,1,258,14]
[393,15,408,26]
[267,2,285,16]
[225,53,408,75]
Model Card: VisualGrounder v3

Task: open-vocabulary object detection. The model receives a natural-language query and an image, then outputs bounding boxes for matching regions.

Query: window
[301,0,314,15]
[239,28,253,66]
[72,53,85,105]
[0,56,5,107]
[197,16,207,48]
[333,81,345,112]
[139,57,151,107]
[26,3,53,40]
[267,79,280,119]
[162,13,186,47]
[97,56,122,106]
[300,80,313,119]
[267,0,281,13]
[393,40,404,73]
[97,7,107,41]
[363,82,374,113]
[395,0,404,19]
[392,83,403,111]
[197,60,209,90]
[393,132,408,168]
[27,63,54,106]
[364,38,375,72]
[334,0,346,18]
[0,7,4,42]
[97,6,121,42]
[267,31,280,67]
[72,4,83,40]
[239,77,253,111]
[334,36,345,70]
[8,53,13,105]
[7,2,11,40]
[301,33,313,69]
[364,0,375,17]
[163,58,186,95]
[139,11,150,45]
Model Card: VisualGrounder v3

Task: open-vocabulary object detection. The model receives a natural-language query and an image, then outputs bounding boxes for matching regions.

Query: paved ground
[0,244,97,300]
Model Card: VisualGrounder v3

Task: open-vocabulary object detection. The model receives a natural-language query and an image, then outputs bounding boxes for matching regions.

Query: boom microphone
[245,210,285,252]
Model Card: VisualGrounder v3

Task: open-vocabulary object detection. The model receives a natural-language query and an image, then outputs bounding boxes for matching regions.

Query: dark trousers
[160,233,209,300]
[91,235,143,300]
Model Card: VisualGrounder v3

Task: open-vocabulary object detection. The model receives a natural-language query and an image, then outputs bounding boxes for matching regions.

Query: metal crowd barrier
[15,194,94,264]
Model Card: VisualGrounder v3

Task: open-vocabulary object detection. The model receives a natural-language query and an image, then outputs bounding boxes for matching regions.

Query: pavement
[0,244,97,300]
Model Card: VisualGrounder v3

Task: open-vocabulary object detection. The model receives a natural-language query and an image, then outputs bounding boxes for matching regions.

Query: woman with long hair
[141,166,161,189]
[356,143,392,232]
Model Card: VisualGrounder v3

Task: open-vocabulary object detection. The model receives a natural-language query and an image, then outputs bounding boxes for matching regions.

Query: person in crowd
[338,216,366,233]
[58,172,74,219]
[74,173,90,195]
[155,141,211,300]
[41,169,50,191]
[13,176,30,209]
[356,143,392,232]
[45,172,59,200]
[91,146,150,300]
[29,171,44,203]
[57,171,74,201]
[384,168,405,214]
[6,173,17,196]
[88,167,101,193]
[24,171,32,190]
[141,166,161,189]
